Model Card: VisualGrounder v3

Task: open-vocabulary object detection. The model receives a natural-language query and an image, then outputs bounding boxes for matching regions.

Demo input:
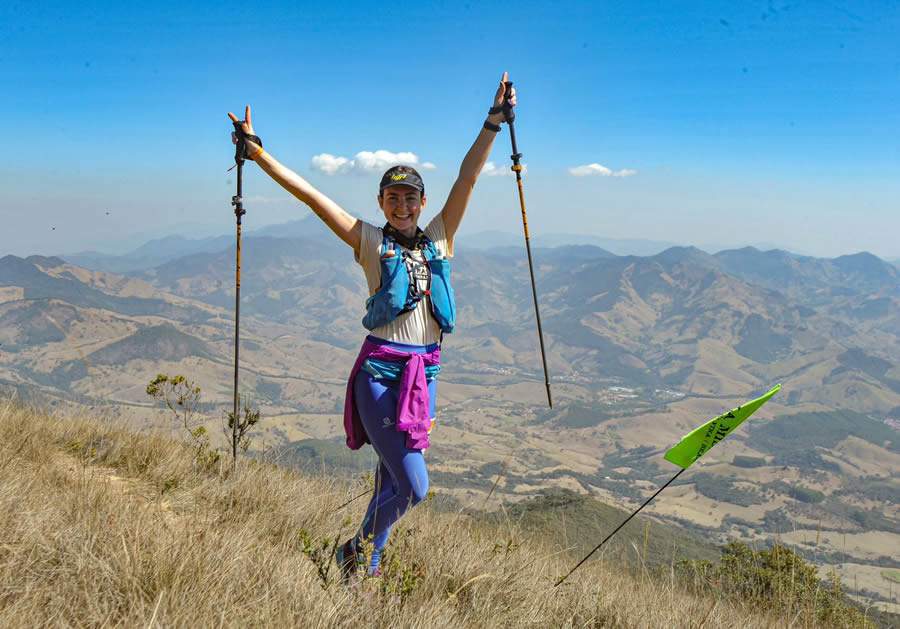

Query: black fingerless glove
[232,122,263,161]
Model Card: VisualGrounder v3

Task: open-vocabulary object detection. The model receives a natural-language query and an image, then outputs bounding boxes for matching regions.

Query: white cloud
[480,161,526,177]
[568,163,637,177]
[569,163,611,177]
[310,150,436,175]
[310,153,352,175]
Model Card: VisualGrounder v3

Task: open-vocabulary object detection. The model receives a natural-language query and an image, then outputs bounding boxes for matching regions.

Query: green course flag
[664,384,781,469]
[556,384,784,587]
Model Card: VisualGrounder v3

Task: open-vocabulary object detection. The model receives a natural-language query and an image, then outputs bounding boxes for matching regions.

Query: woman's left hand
[489,71,516,122]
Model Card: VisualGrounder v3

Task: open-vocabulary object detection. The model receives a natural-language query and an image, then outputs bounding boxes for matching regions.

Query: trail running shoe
[335,538,365,584]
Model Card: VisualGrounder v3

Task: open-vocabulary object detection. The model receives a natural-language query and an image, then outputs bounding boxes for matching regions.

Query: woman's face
[378,184,426,236]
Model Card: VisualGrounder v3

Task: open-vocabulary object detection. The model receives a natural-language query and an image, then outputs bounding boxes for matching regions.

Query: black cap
[379,165,425,195]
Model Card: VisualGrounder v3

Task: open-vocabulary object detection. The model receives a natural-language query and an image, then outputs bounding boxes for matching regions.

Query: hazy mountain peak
[0,255,42,280]
[25,255,67,268]
[833,251,900,285]
[652,245,718,267]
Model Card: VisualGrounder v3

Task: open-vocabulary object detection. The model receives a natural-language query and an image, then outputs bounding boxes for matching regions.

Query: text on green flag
[664,384,781,469]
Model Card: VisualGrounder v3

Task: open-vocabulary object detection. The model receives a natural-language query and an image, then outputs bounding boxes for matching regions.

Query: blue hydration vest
[362,233,456,334]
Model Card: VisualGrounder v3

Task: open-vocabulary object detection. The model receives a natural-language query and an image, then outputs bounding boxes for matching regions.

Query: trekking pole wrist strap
[483,120,501,133]
[488,104,515,124]
[242,135,263,160]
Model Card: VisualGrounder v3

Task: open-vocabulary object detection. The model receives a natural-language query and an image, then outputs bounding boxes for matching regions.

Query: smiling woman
[226,72,516,582]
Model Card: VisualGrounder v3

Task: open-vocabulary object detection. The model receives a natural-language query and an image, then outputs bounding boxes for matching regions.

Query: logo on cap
[390,174,408,181]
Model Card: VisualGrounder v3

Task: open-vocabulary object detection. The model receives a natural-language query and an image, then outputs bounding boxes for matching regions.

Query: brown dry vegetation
[0,398,877,628]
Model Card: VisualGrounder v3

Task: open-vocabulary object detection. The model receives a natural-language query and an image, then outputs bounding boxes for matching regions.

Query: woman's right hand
[227,105,262,158]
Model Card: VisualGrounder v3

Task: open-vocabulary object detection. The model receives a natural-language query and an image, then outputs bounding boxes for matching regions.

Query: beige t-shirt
[355,213,454,345]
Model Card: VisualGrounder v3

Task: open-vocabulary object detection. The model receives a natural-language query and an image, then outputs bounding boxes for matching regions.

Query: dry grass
[0,398,873,628]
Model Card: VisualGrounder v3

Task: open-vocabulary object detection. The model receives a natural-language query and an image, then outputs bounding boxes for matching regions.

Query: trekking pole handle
[233,121,247,166]
[502,81,516,124]
[503,81,522,163]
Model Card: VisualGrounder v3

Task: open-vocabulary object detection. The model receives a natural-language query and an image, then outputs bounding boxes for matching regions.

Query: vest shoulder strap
[381,231,439,258]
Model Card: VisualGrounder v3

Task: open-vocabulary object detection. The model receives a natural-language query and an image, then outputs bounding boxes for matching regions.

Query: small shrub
[225,399,261,456]
[146,374,201,429]
[678,541,870,626]
[146,373,218,471]
[298,528,340,590]
[379,527,426,603]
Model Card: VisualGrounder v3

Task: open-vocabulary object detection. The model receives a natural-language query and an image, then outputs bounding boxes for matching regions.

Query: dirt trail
[57,452,181,528]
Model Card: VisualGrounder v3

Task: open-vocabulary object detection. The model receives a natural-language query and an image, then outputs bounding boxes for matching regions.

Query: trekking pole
[331,489,373,513]
[230,120,248,470]
[503,81,553,408]
[554,468,686,587]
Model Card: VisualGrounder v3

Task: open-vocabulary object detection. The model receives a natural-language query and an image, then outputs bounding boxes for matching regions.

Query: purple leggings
[353,349,436,573]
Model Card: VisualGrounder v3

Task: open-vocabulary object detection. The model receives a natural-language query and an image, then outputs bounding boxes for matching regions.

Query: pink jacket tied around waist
[344,338,441,451]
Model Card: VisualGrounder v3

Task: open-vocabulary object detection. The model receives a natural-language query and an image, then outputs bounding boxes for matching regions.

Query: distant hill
[715,247,900,300]
[0,255,205,322]
[63,217,875,274]
[63,234,235,273]
[59,216,331,273]
[457,230,681,256]
[86,323,215,365]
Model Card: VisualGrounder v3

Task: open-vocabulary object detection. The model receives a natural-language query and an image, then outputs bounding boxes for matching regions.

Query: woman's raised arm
[439,72,516,240]
[228,106,362,252]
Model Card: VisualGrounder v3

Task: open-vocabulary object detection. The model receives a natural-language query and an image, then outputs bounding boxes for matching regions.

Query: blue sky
[2,0,899,258]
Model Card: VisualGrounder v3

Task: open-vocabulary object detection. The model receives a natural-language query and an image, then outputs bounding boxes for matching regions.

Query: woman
[227,72,516,580]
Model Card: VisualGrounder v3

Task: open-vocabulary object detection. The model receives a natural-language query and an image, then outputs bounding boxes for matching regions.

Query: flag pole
[554,468,686,587]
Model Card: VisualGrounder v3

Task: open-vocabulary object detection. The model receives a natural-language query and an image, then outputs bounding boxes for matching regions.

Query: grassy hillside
[501,489,719,567]
[0,399,884,628]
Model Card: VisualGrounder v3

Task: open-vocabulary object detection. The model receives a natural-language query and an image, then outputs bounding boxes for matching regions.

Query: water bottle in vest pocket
[427,255,455,333]
[362,250,408,330]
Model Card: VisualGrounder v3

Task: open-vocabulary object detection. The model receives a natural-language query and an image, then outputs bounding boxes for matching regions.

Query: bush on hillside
[834,476,900,504]
[787,485,825,504]
[731,455,766,468]
[678,541,867,626]
[690,473,764,507]
[762,508,793,533]
[765,480,826,504]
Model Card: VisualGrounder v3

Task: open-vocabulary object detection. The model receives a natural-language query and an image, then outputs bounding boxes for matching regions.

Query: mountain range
[63,215,886,273]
